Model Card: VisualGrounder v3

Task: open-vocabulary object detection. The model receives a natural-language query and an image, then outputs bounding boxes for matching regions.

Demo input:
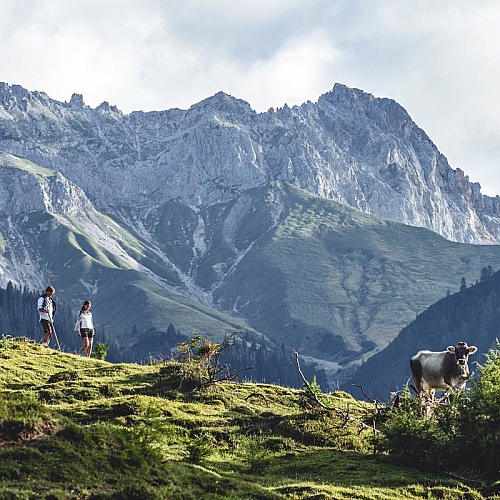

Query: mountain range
[1,81,500,387]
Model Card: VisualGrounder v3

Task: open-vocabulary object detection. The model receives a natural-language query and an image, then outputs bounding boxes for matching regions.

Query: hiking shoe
[41,342,49,347]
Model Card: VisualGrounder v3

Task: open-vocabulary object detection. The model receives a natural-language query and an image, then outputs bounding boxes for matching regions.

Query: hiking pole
[50,318,61,351]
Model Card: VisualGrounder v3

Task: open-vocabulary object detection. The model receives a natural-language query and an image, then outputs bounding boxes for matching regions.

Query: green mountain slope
[3,153,500,387]
[1,210,255,342]
[0,337,491,499]
[0,155,261,348]
[138,182,500,373]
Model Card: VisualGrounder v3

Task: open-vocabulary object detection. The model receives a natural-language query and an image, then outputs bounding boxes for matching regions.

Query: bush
[185,432,215,464]
[155,362,203,394]
[237,435,272,473]
[451,345,500,476]
[380,344,500,477]
[155,333,243,395]
[379,396,451,468]
[93,342,109,360]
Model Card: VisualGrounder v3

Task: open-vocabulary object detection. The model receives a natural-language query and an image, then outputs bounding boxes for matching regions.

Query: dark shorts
[40,319,53,334]
[80,328,94,339]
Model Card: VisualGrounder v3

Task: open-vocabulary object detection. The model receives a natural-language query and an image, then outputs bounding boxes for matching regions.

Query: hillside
[0,337,493,499]
[203,183,500,371]
[345,270,500,400]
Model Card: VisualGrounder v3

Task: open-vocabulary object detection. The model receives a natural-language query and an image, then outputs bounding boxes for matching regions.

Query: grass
[0,337,498,499]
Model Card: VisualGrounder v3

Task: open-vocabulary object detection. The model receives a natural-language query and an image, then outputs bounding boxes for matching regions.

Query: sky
[1,0,499,196]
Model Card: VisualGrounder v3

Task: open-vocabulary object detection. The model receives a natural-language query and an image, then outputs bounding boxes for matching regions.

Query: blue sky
[2,0,499,196]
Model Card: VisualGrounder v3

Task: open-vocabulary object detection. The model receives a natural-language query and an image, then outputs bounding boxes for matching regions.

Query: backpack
[39,295,56,317]
[74,310,83,331]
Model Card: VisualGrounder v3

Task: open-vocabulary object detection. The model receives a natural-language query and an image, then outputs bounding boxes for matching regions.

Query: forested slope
[345,269,500,400]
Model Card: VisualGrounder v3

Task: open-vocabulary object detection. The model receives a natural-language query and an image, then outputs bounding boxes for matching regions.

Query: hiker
[75,300,95,357]
[38,286,56,347]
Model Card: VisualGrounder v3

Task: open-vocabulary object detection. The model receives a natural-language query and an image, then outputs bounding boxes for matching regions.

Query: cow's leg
[417,390,433,417]
[428,388,436,402]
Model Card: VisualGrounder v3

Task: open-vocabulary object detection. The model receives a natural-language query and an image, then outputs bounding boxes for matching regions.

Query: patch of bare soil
[0,421,60,448]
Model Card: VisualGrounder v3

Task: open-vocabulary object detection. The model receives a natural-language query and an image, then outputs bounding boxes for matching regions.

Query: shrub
[299,375,329,408]
[379,396,450,468]
[281,412,370,451]
[155,333,244,395]
[451,344,500,476]
[237,435,272,473]
[0,334,14,350]
[185,432,215,464]
[155,361,202,394]
[93,342,109,360]
[380,344,500,477]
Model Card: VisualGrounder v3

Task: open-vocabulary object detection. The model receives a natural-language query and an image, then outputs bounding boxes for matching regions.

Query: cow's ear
[447,346,455,353]
[468,346,478,354]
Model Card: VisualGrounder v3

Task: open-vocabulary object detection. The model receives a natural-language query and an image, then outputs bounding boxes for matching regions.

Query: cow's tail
[409,357,422,396]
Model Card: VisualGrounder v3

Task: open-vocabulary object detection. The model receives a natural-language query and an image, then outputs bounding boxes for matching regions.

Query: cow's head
[447,342,477,376]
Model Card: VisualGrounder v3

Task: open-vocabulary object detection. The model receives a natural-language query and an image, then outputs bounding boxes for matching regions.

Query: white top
[38,295,54,321]
[75,311,94,330]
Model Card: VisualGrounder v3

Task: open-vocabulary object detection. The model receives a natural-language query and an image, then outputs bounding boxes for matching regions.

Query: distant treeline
[0,282,79,351]
[346,267,500,400]
[0,283,328,390]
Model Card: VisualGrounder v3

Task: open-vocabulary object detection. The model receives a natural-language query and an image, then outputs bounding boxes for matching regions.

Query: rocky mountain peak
[188,91,254,119]
[95,100,122,116]
[0,83,53,114]
[0,82,29,100]
[328,82,376,103]
[68,93,85,108]
[320,83,415,133]
[0,81,499,244]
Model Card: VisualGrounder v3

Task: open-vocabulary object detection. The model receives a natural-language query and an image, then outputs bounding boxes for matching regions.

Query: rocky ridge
[0,82,499,244]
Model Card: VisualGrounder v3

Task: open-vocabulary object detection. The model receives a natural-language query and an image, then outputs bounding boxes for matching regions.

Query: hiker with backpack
[75,300,95,357]
[38,286,56,347]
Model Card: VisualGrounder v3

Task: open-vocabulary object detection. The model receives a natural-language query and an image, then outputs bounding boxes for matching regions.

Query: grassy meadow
[0,336,497,499]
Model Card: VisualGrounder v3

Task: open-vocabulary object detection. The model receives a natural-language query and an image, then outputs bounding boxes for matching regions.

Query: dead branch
[435,373,473,404]
[293,350,376,432]
[418,374,475,418]
[444,466,486,483]
[244,392,269,404]
[351,384,376,403]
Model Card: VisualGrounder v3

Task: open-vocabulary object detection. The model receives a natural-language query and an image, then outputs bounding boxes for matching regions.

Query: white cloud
[0,0,499,195]
[209,30,342,112]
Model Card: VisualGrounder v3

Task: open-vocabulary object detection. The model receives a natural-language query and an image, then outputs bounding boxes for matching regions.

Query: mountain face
[0,152,259,345]
[0,82,499,244]
[2,149,500,385]
[1,82,500,387]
